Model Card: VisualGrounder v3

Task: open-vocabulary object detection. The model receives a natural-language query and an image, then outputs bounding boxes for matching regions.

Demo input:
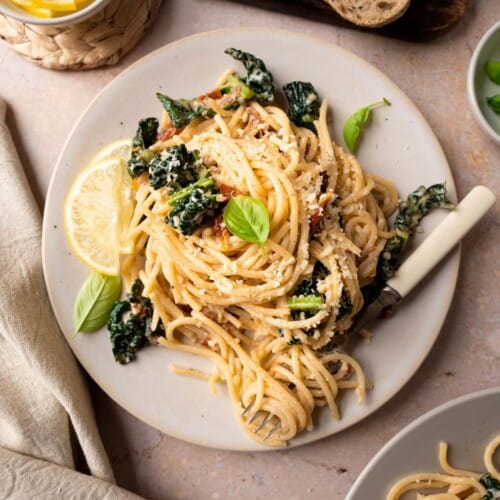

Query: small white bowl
[467,20,500,145]
[0,0,111,27]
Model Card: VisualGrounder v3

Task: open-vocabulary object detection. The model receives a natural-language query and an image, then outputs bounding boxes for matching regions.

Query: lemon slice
[64,157,133,275]
[90,138,133,166]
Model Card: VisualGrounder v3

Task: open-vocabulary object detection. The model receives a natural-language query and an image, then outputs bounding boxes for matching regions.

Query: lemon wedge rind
[64,157,133,276]
[90,137,133,166]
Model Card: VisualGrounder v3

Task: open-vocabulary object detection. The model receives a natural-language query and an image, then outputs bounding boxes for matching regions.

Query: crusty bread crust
[323,0,411,28]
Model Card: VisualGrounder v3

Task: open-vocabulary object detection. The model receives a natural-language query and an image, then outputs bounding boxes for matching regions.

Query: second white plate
[347,387,500,499]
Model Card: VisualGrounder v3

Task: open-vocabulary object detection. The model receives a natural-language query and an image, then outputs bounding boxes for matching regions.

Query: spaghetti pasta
[387,435,500,499]
[119,63,399,446]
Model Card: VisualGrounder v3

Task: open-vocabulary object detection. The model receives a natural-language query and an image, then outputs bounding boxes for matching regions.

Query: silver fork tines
[241,398,281,440]
[248,410,263,425]
[264,421,281,441]
[254,413,273,432]
[241,399,254,417]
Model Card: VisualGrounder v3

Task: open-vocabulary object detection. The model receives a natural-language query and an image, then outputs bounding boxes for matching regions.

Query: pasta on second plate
[387,435,500,499]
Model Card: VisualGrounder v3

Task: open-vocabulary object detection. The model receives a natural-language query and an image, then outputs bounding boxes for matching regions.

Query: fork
[242,186,495,443]
[351,185,495,333]
[241,398,281,441]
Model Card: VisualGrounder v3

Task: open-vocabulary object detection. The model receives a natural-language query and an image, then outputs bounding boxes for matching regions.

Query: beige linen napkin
[0,98,142,499]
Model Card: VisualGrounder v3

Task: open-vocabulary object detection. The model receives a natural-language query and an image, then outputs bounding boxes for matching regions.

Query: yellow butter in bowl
[10,0,93,18]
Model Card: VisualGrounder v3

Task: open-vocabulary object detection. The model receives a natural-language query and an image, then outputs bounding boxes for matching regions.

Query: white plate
[42,28,459,451]
[347,387,500,499]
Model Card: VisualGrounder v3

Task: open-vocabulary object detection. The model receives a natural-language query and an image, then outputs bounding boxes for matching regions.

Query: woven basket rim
[0,0,162,70]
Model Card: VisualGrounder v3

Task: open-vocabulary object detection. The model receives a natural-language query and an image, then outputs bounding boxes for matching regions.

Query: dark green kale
[288,262,352,327]
[156,93,215,129]
[282,81,320,131]
[293,261,329,297]
[394,183,454,232]
[134,117,159,149]
[165,177,220,235]
[377,233,409,285]
[361,183,453,311]
[167,176,215,206]
[128,117,159,177]
[148,144,202,191]
[154,49,274,130]
[224,48,275,102]
[278,329,302,345]
[480,473,500,500]
[360,283,380,307]
[287,261,329,328]
[378,183,454,281]
[107,279,164,364]
[338,290,353,319]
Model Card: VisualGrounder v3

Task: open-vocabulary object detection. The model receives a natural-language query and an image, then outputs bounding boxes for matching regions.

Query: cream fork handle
[387,185,496,299]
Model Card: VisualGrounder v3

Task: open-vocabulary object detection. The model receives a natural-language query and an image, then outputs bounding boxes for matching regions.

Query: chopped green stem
[287,295,323,311]
[168,177,214,206]
[221,73,254,100]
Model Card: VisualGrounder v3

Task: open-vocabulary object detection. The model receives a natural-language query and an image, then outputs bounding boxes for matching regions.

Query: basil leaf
[223,195,270,246]
[343,97,391,153]
[73,271,122,333]
[485,60,500,84]
[487,94,500,114]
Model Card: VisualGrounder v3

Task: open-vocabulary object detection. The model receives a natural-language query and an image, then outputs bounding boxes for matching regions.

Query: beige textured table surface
[1,1,499,499]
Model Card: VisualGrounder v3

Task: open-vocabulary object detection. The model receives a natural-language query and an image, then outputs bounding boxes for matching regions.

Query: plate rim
[41,27,460,451]
[346,386,500,499]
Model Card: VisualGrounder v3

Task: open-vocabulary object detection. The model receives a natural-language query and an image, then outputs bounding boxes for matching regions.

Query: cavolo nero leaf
[148,144,201,191]
[107,279,164,364]
[343,97,391,153]
[223,195,270,246]
[287,261,330,325]
[156,93,214,129]
[154,49,275,130]
[167,176,215,206]
[479,473,500,500]
[135,117,158,149]
[394,183,454,233]
[224,48,275,102]
[338,290,353,318]
[361,183,454,305]
[128,117,158,177]
[166,180,220,236]
[73,271,122,334]
[283,81,320,131]
[378,183,454,282]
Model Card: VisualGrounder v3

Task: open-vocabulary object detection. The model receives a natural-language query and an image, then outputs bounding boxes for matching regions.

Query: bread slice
[323,0,411,28]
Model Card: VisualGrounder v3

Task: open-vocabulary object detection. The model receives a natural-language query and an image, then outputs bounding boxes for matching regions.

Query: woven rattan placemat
[0,0,162,70]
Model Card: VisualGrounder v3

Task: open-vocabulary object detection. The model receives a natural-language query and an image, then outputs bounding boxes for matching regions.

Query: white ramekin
[466,20,500,145]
